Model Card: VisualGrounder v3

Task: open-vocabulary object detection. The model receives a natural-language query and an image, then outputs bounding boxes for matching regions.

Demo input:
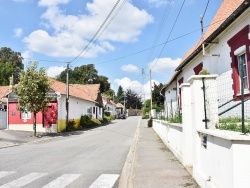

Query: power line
[151,0,186,71]
[72,0,128,66]
[70,0,123,64]
[22,18,227,67]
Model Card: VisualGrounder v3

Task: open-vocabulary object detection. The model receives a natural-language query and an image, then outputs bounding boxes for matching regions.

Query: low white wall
[195,129,250,188]
[9,124,57,133]
[153,120,183,164]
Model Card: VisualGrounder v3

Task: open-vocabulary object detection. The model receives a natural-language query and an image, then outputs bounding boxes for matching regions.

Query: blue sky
[0,0,222,98]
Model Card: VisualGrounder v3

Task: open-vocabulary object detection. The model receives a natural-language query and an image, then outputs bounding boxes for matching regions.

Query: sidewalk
[120,118,199,188]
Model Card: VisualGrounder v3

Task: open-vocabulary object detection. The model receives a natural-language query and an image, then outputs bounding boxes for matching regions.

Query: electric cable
[151,0,186,71]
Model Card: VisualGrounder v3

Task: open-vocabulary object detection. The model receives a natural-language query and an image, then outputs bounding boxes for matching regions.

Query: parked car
[118,113,126,119]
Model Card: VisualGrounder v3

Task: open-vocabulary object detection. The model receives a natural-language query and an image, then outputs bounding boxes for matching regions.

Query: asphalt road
[0,116,139,188]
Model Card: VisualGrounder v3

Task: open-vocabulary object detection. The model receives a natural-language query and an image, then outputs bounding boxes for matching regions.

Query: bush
[80,115,92,128]
[66,119,76,131]
[104,111,111,117]
[142,115,149,119]
[199,69,210,75]
[91,118,101,125]
[148,117,153,127]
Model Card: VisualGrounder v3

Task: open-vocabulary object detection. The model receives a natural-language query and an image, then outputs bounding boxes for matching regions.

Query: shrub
[67,119,76,131]
[91,118,101,125]
[104,111,111,117]
[80,115,92,128]
[142,115,149,119]
[199,69,210,75]
[148,117,153,127]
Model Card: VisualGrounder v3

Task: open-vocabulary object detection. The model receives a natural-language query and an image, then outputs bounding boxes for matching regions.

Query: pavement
[0,118,199,188]
[119,118,199,188]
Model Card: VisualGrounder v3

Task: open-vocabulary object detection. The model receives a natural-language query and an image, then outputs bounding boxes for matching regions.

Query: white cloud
[121,64,139,73]
[114,77,159,100]
[148,57,181,74]
[23,0,153,58]
[47,66,66,78]
[13,28,23,37]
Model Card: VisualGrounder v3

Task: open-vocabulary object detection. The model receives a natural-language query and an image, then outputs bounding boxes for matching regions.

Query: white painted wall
[57,95,100,121]
[153,120,183,164]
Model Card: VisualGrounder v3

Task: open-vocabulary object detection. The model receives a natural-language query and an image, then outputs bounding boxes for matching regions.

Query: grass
[217,117,250,133]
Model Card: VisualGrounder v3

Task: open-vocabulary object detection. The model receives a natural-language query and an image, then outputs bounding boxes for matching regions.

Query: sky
[0,0,223,99]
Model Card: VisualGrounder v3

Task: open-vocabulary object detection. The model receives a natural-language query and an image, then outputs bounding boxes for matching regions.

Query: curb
[118,118,141,188]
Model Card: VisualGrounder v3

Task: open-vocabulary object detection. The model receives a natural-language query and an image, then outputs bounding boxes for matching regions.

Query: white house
[102,96,116,116]
[162,0,250,120]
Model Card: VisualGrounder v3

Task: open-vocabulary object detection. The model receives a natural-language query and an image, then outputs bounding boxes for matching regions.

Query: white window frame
[21,111,31,119]
[237,52,249,93]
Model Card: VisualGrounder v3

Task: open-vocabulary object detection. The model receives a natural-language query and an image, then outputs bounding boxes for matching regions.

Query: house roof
[116,103,124,108]
[0,86,10,103]
[49,78,100,104]
[176,0,246,71]
[102,96,116,106]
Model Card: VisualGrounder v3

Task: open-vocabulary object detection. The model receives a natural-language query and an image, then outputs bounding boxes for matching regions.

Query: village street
[0,116,139,188]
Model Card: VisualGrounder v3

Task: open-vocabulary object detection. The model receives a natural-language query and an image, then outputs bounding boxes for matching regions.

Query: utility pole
[66,63,70,130]
[150,69,152,117]
[123,91,126,114]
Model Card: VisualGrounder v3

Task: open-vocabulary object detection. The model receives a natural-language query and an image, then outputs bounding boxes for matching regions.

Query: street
[0,116,139,188]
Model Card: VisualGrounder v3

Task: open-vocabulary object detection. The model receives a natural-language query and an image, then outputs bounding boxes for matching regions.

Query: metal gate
[0,110,7,129]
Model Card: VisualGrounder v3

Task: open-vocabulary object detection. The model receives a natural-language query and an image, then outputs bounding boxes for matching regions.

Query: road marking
[42,174,81,188]
[0,171,15,179]
[0,172,47,188]
[89,174,120,188]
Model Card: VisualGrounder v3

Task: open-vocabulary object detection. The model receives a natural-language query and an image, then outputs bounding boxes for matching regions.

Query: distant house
[162,0,250,119]
[102,96,116,115]
[116,103,125,115]
[6,79,103,132]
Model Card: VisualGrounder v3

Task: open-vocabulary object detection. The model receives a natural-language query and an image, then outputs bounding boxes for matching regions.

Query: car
[118,113,126,119]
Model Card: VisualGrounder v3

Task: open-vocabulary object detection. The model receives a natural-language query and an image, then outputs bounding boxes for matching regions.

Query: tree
[56,64,111,93]
[13,62,51,136]
[115,85,124,104]
[0,47,24,86]
[125,89,143,109]
[152,82,164,107]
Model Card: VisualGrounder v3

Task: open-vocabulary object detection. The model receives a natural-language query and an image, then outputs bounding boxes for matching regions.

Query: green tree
[125,89,143,109]
[13,62,51,136]
[152,82,164,106]
[56,64,111,93]
[115,85,124,104]
[0,47,24,85]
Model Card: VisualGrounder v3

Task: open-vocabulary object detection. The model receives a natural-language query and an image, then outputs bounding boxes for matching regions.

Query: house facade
[163,0,250,119]
[102,96,116,116]
[6,79,103,133]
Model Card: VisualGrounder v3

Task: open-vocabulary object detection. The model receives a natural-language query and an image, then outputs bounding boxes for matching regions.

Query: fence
[203,70,250,133]
[165,97,181,121]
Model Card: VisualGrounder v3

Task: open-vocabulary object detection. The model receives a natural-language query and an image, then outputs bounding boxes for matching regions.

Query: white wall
[57,95,98,121]
[153,120,183,164]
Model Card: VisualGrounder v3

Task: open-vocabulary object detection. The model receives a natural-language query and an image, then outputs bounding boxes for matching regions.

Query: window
[227,25,250,99]
[238,53,249,91]
[21,112,31,119]
[93,107,95,114]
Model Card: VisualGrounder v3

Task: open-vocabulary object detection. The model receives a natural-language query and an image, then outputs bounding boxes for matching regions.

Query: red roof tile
[0,86,10,103]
